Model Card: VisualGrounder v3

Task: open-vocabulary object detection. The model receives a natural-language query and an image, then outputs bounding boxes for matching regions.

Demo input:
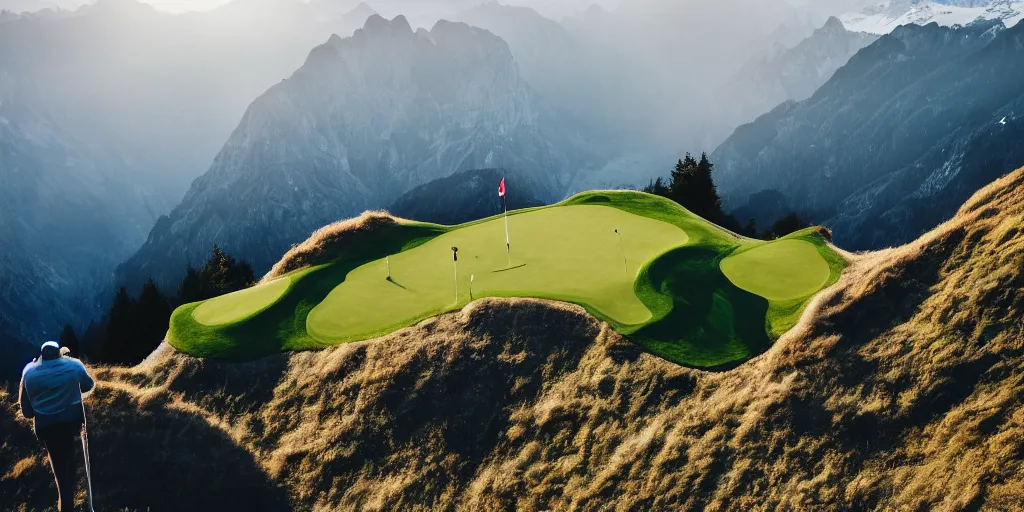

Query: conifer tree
[81,320,104,360]
[643,176,668,196]
[199,245,255,299]
[134,279,171,362]
[692,151,724,221]
[744,218,758,238]
[100,287,137,364]
[766,214,810,239]
[177,265,203,305]
[86,246,257,364]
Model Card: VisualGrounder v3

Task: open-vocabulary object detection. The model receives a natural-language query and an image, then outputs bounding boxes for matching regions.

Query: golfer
[19,341,96,512]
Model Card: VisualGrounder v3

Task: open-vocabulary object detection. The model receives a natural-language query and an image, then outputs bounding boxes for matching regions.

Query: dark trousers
[37,422,81,512]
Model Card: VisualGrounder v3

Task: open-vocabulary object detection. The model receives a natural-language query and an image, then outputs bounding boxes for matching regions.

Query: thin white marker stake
[386,255,391,280]
[470,274,475,300]
[503,203,511,268]
[615,229,627,276]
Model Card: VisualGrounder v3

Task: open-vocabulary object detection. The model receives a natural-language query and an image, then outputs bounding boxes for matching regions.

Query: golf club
[615,229,628,276]
[82,411,95,512]
[452,247,459,303]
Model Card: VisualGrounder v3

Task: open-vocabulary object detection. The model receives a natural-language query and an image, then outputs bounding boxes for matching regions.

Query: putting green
[167,190,846,369]
[720,240,831,301]
[307,205,689,343]
[193,276,292,326]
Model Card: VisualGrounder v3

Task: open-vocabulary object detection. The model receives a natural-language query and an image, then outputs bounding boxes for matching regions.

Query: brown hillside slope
[2,169,1022,511]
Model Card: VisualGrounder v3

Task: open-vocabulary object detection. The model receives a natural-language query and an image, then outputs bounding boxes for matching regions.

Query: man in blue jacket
[19,341,96,512]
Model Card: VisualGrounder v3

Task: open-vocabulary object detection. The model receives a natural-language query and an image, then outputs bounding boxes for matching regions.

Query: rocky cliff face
[118,15,582,290]
[713,19,1024,249]
[389,169,546,225]
[711,17,879,141]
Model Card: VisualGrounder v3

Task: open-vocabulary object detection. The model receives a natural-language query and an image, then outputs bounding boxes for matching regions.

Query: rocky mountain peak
[348,1,374,18]
[820,15,846,34]
[116,13,582,292]
[360,13,413,37]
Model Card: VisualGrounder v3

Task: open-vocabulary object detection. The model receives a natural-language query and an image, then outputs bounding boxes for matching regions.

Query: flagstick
[452,247,460,303]
[616,229,627,276]
[503,202,511,268]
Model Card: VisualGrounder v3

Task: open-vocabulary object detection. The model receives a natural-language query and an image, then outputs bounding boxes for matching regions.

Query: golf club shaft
[82,418,95,512]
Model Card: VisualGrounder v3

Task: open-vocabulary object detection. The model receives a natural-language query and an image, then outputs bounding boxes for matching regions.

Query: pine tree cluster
[645,152,724,222]
[645,154,810,240]
[70,246,255,365]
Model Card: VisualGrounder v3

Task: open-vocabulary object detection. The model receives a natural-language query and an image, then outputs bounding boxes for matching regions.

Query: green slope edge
[167,191,846,369]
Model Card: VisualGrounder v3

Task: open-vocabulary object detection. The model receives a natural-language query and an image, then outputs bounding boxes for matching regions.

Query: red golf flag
[498,178,506,197]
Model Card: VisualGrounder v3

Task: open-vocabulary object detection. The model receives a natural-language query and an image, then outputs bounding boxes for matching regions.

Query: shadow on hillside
[1,384,290,511]
[631,245,771,370]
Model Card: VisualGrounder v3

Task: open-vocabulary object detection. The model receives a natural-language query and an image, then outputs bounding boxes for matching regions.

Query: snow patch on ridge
[841,1,1024,33]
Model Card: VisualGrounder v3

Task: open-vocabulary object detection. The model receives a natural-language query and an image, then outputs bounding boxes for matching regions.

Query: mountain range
[707,16,880,146]
[0,0,382,365]
[6,0,1024,383]
[0,0,56,13]
[713,19,1024,249]
[116,15,588,291]
[0,46,163,360]
[562,0,811,150]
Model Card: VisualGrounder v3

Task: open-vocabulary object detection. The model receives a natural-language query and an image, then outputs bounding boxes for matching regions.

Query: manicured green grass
[193,276,293,326]
[306,205,688,343]
[720,239,831,301]
[168,191,847,369]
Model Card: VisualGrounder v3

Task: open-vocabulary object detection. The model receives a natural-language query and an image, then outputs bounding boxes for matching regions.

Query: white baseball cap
[40,341,61,359]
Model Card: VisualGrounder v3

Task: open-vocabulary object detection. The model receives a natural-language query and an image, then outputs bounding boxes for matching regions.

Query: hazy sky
[119,0,620,15]
[22,0,865,18]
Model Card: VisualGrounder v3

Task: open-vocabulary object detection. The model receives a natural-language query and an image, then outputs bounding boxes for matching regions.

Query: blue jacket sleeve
[19,375,35,419]
[77,360,96,395]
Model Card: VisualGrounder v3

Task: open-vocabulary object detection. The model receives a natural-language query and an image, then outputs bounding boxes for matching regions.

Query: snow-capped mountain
[841,0,1024,33]
[713,19,1024,250]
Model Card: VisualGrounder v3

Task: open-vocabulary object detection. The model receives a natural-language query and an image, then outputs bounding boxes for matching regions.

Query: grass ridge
[168,190,846,369]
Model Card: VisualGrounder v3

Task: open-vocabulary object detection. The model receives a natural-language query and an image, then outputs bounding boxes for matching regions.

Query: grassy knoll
[168,191,846,368]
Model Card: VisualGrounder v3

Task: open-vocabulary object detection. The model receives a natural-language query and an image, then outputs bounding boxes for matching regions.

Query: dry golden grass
[262,211,399,282]
[2,168,1022,511]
